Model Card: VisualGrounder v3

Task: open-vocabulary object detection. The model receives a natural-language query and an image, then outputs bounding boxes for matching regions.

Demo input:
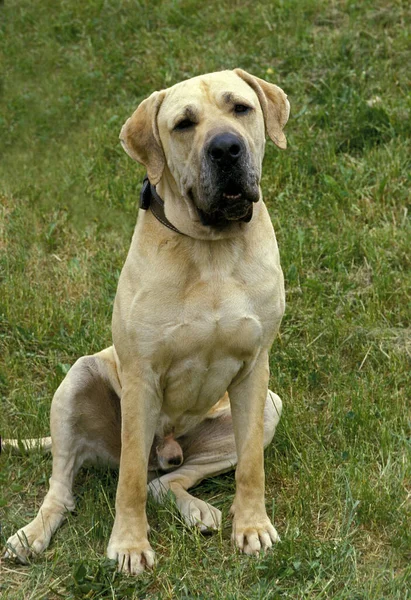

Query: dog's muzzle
[194,133,259,228]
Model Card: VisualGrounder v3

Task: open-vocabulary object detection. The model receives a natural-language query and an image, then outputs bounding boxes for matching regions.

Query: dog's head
[120,69,289,230]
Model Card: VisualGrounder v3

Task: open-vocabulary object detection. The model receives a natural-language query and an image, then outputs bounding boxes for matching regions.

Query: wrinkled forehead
[158,71,259,125]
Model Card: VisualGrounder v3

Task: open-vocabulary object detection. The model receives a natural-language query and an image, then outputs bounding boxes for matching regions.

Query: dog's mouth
[221,185,246,214]
[190,182,256,228]
[196,204,253,228]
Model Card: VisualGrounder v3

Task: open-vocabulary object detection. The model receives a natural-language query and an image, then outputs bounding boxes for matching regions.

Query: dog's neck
[140,177,186,236]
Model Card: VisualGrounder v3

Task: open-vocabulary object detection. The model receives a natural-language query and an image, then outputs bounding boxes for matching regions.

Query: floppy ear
[234,68,290,149]
[119,90,166,185]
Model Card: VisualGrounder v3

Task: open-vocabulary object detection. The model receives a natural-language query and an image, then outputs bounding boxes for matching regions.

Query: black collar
[139,176,185,236]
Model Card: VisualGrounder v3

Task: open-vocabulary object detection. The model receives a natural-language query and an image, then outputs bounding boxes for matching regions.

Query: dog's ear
[119,90,166,185]
[234,68,290,149]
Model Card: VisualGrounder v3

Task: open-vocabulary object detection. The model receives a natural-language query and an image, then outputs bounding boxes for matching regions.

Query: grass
[1,0,410,597]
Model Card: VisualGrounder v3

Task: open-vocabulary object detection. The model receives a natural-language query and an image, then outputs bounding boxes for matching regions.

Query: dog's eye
[234,104,251,114]
[174,119,196,131]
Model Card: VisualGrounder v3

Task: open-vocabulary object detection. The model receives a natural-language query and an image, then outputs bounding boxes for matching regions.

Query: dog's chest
[145,275,274,424]
[166,281,262,358]
[114,222,285,429]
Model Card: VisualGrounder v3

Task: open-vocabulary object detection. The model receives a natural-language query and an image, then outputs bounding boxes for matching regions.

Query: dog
[5,68,289,575]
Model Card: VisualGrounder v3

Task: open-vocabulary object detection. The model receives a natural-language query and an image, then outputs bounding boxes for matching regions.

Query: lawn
[1,0,410,598]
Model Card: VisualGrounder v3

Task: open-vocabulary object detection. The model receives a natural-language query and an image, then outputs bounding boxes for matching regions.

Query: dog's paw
[106,539,155,576]
[232,514,280,555]
[4,525,48,564]
[177,495,222,532]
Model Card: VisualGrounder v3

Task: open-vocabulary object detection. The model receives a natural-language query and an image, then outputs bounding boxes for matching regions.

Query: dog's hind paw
[177,495,222,532]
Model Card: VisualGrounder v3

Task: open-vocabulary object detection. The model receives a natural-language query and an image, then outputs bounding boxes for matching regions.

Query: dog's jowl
[5,69,289,575]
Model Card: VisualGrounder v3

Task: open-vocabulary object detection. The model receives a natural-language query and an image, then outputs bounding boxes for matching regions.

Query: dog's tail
[1,436,52,453]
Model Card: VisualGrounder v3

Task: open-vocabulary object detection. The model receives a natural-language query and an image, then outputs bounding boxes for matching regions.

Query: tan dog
[5,69,289,575]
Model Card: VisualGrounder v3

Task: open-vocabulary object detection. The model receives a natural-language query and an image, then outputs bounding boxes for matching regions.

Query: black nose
[208,133,243,166]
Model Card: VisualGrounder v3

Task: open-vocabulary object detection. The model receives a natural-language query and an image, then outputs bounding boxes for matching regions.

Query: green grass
[1,0,410,598]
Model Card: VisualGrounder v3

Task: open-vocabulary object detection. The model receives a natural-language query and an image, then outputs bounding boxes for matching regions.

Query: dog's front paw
[106,537,155,576]
[231,512,280,555]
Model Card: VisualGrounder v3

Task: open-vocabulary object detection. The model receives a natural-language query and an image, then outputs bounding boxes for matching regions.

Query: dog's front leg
[107,374,161,575]
[228,352,280,556]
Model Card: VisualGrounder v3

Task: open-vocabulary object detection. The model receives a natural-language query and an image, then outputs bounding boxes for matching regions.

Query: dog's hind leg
[148,391,282,532]
[5,347,122,563]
